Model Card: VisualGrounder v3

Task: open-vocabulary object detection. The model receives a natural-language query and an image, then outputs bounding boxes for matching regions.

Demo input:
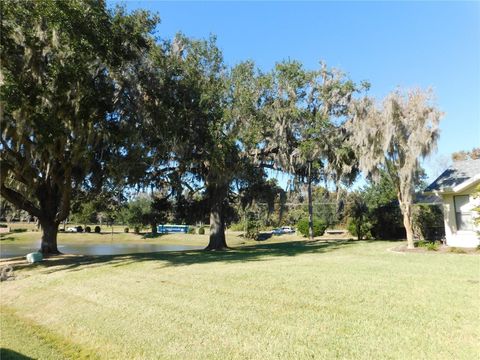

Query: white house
[425,159,480,248]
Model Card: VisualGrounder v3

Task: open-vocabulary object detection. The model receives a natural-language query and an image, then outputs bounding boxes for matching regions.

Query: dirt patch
[391,244,480,255]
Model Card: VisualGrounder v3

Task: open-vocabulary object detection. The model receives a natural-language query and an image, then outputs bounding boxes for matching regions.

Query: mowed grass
[1,239,479,359]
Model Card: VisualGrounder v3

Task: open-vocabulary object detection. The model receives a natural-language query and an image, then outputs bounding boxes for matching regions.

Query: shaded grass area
[3,239,354,274]
[1,240,479,359]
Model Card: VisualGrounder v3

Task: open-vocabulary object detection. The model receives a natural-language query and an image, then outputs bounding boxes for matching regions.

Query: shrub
[347,218,372,240]
[198,227,205,235]
[245,219,260,240]
[0,224,8,228]
[85,226,91,233]
[297,218,327,238]
[188,227,196,234]
[426,241,439,251]
[412,204,444,241]
[370,203,405,240]
[415,240,427,248]
[94,226,101,233]
[76,226,84,233]
[124,227,129,233]
[229,222,245,231]
[133,226,140,234]
[415,240,439,251]
[12,228,27,233]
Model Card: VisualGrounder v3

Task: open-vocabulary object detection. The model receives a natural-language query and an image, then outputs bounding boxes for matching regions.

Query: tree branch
[1,139,39,188]
[0,185,42,219]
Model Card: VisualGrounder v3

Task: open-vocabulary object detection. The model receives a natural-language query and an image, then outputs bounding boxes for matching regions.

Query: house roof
[425,159,480,193]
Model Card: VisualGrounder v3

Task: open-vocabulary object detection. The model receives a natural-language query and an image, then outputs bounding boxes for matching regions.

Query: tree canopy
[1,1,445,255]
[0,0,158,254]
[346,89,443,248]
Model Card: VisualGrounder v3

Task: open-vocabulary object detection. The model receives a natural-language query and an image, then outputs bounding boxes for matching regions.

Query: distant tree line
[451,148,480,162]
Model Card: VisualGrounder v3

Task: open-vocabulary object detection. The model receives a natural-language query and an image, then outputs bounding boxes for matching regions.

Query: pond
[0,241,204,259]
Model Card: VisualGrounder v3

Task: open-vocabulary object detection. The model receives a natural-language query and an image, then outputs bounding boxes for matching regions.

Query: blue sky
[111,1,479,184]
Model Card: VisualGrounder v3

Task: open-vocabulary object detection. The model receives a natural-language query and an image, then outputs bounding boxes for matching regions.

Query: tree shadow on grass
[0,348,33,360]
[24,239,358,275]
[0,236,15,242]
[141,233,169,239]
[363,239,406,243]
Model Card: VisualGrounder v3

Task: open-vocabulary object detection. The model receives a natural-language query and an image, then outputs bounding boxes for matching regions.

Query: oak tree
[0,0,158,254]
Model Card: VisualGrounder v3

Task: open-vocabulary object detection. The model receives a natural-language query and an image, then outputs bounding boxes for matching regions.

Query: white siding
[442,186,480,248]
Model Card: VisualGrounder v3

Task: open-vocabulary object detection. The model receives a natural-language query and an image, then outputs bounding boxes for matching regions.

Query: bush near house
[412,204,444,241]
[369,203,406,240]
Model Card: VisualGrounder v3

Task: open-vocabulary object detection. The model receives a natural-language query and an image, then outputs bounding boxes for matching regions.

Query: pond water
[0,242,203,259]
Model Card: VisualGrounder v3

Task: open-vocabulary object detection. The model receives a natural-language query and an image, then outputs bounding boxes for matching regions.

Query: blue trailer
[157,224,189,234]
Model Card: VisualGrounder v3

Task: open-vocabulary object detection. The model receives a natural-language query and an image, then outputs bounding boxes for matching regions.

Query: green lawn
[1,238,479,359]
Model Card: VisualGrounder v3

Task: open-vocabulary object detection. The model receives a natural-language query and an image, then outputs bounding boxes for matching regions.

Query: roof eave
[423,189,453,196]
[452,174,480,193]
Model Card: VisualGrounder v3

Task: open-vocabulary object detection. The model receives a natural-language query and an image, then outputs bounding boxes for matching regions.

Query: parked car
[281,226,295,234]
[272,226,295,235]
[66,227,77,232]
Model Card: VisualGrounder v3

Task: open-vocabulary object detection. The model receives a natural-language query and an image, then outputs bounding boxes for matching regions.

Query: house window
[454,195,474,231]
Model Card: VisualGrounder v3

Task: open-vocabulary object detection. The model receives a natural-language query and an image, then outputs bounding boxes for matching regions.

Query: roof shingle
[425,159,480,192]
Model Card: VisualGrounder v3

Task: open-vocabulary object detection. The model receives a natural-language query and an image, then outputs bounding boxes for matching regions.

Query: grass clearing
[1,239,479,359]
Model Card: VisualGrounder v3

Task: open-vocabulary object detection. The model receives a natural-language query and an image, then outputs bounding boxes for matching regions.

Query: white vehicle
[66,227,77,232]
[272,226,295,235]
[281,226,295,234]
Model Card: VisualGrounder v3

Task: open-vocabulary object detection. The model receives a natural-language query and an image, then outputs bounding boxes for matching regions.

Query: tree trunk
[151,222,157,235]
[398,194,415,249]
[39,219,61,256]
[278,200,284,227]
[1,169,71,256]
[205,183,228,250]
[402,204,415,249]
[307,161,314,240]
[243,210,247,236]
